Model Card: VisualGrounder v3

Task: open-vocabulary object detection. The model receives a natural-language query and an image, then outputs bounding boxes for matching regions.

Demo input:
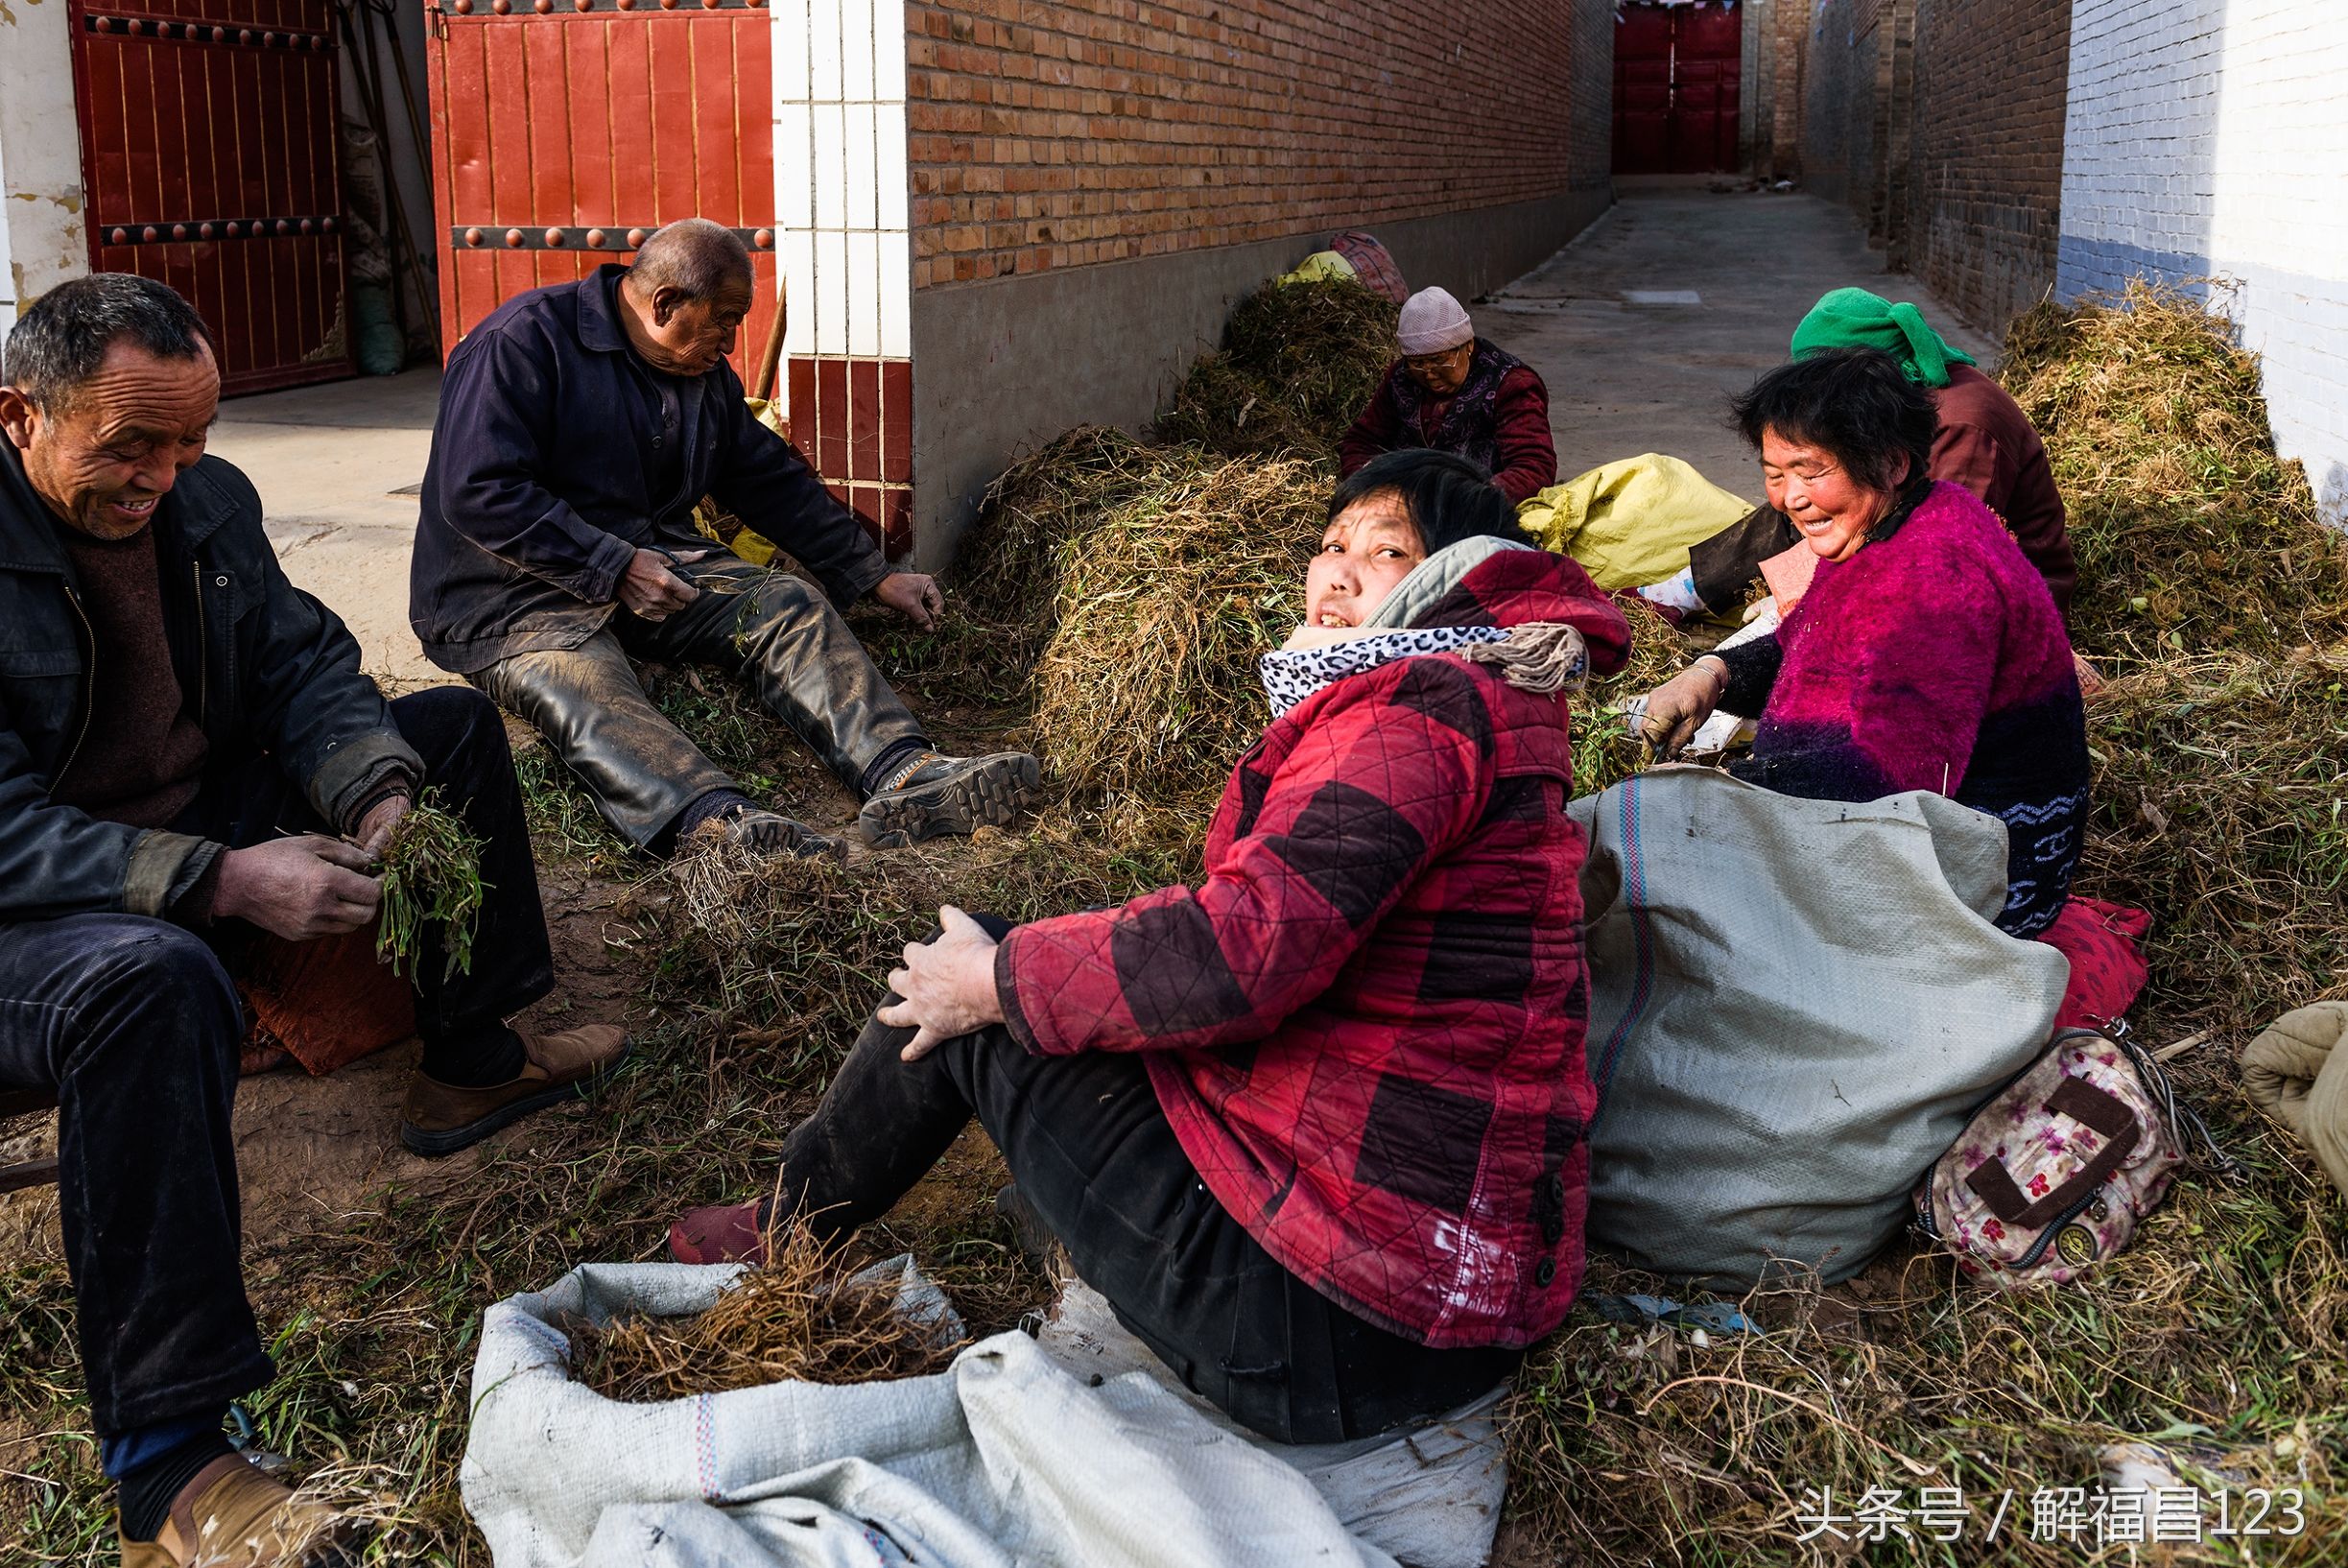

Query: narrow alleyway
[1481,183,1999,498]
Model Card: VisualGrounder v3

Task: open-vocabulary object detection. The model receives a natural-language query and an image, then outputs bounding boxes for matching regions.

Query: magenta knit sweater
[1717,481,2090,936]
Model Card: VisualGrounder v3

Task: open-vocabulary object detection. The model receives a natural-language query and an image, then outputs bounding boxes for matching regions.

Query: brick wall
[1765,0,1804,179]
[1799,0,1867,202]
[1780,0,2063,333]
[905,0,1607,289]
[1902,0,2068,331]
[2058,0,2348,522]
[1566,0,1613,194]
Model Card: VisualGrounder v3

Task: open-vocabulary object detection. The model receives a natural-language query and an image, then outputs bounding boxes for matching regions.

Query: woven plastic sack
[461,1262,1396,1568]
[1915,1029,2182,1288]
[1516,453,1756,590]
[1569,769,2068,1286]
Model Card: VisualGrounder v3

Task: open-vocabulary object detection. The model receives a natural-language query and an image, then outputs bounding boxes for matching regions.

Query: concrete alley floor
[1480,183,1998,503]
[209,368,443,686]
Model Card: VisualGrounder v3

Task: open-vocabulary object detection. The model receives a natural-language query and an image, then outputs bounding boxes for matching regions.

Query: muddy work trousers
[769,916,1521,1446]
[0,687,553,1438]
[471,558,928,850]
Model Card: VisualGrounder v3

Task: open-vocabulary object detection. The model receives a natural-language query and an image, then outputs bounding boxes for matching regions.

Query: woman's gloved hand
[1640,656,1730,761]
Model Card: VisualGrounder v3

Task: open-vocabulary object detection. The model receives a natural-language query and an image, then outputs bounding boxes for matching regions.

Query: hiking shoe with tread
[857,750,1041,847]
[696,804,847,862]
[119,1452,366,1568]
[400,1023,630,1157]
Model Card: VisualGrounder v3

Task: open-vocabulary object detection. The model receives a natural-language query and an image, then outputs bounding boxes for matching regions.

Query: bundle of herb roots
[569,1221,966,1401]
[373,788,489,979]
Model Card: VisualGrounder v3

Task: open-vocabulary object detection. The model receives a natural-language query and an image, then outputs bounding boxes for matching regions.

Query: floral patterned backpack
[1915,1026,2218,1288]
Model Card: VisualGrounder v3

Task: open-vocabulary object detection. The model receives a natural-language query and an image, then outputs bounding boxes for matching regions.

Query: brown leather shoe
[119,1452,364,1567]
[399,1023,630,1157]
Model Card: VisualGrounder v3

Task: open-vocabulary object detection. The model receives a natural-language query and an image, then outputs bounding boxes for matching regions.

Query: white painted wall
[0,0,90,334]
[2058,0,2348,522]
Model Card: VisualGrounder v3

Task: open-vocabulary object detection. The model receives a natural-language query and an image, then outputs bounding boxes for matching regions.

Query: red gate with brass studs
[67,0,353,395]
[420,0,780,397]
[1612,1,1743,176]
[421,0,913,557]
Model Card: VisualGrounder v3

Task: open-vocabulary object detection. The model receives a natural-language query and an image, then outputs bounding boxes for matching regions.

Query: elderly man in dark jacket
[0,275,624,1567]
[410,219,1037,858]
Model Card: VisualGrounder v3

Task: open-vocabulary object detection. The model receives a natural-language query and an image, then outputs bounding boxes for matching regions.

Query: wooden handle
[750,271,789,402]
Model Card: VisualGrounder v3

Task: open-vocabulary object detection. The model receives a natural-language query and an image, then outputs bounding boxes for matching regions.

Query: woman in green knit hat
[1651,286,2076,624]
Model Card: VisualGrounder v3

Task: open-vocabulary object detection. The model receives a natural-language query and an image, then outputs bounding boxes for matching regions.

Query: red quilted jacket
[997,550,1631,1347]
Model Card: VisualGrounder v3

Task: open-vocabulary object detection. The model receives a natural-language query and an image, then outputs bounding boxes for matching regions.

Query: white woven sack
[1569,769,2068,1286]
[460,1262,1397,1568]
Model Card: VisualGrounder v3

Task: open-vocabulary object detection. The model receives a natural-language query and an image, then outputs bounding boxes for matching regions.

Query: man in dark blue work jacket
[409,219,1037,858]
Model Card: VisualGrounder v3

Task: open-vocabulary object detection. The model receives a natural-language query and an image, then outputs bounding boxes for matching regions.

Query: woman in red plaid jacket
[674,450,1631,1442]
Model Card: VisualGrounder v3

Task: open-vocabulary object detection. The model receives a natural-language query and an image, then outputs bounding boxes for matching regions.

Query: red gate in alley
[1613,1,1743,176]
[418,0,909,553]
[419,0,779,393]
[68,0,353,395]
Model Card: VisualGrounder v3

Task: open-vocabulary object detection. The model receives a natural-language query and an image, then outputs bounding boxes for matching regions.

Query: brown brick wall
[1904,0,2070,331]
[906,0,1611,288]
[1801,0,1873,203]
[1772,0,2068,332]
[1766,0,1806,179]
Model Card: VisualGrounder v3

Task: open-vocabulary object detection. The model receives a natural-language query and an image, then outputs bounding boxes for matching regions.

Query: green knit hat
[1791,287,1978,389]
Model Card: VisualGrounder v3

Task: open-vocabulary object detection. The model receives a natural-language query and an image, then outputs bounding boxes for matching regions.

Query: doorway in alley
[67,0,354,393]
[1613,1,1743,176]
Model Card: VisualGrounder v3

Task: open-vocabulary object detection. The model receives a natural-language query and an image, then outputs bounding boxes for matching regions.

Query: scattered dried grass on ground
[1150,277,1398,460]
[569,1222,963,1402]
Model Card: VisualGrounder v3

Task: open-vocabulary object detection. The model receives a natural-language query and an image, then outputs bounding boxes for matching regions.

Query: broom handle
[750,272,789,403]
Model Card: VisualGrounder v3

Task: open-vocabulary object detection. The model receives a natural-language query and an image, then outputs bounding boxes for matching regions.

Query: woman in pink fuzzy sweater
[1640,348,2090,937]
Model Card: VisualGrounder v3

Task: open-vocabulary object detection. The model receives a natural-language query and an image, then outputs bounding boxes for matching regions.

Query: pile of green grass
[1150,276,1399,461]
[2005,280,2348,1035]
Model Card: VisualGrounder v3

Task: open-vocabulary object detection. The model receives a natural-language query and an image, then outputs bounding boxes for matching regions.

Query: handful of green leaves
[373,789,489,979]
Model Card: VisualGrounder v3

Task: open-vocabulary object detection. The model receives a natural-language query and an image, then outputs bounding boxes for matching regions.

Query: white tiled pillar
[771,0,914,550]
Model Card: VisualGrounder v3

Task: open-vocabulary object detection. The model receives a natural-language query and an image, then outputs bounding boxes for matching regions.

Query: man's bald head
[617,220,756,377]
[629,219,753,302]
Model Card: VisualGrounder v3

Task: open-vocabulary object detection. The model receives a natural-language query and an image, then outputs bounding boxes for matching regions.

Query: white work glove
[1639,657,1730,761]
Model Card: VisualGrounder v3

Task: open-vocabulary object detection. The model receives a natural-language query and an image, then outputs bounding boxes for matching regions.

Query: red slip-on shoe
[669,1200,770,1267]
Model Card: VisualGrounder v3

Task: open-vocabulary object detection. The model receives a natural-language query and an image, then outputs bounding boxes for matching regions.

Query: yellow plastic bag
[1516,453,1755,590]
[1276,250,1358,288]
[691,395,790,566]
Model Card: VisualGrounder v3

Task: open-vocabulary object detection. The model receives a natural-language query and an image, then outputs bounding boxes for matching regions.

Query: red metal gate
[420,0,779,389]
[69,0,353,395]
[1613,1,1743,176]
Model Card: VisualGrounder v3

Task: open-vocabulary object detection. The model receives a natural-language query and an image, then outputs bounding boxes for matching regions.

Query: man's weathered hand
[1639,658,1729,761]
[877,905,1004,1061]
[619,547,708,622]
[872,571,944,631]
[214,835,383,942]
[354,791,412,860]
